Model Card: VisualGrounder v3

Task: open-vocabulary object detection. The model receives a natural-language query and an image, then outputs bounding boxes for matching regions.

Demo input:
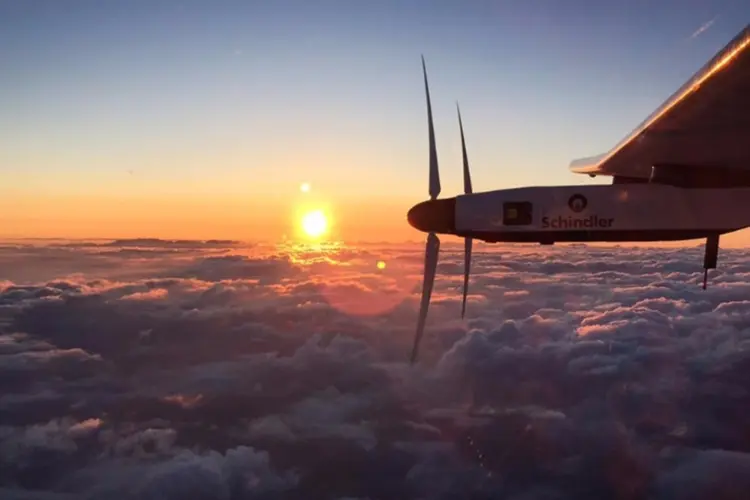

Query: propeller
[410,56,441,365]
[409,57,475,365]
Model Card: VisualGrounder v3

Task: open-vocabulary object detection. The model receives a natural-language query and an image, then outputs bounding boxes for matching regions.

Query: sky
[5,240,750,498]
[2,0,749,241]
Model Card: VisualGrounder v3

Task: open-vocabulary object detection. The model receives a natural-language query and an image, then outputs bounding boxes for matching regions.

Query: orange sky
[4,189,750,248]
[0,191,419,242]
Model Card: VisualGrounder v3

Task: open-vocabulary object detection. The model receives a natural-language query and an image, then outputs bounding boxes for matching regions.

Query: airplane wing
[569,24,750,185]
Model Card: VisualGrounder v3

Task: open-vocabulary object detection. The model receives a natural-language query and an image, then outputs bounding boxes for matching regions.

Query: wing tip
[569,153,607,174]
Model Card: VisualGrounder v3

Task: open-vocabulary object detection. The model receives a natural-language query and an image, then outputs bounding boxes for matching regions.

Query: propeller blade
[461,236,472,319]
[457,102,473,319]
[421,55,441,200]
[410,232,440,364]
[457,103,472,195]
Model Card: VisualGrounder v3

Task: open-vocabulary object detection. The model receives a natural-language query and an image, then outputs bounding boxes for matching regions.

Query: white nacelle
[454,184,750,240]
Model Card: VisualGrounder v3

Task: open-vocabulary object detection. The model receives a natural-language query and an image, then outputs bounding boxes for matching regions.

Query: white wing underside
[570,25,750,181]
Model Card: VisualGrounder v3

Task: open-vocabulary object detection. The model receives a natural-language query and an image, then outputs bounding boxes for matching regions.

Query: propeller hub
[407,198,457,234]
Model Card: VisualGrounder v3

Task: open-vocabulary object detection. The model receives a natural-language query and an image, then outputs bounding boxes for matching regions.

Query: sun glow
[301,210,328,238]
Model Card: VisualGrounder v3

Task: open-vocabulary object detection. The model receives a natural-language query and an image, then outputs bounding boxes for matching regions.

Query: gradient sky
[2,0,749,242]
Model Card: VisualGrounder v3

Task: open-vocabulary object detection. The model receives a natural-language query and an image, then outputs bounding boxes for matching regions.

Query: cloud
[2,238,750,498]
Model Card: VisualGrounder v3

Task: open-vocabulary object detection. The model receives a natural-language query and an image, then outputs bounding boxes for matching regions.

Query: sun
[301,210,328,238]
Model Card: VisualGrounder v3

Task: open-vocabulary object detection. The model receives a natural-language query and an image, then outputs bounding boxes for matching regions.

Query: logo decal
[542,215,614,229]
[568,194,587,213]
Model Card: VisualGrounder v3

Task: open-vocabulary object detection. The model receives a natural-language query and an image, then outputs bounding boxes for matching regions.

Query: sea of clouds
[2,238,750,499]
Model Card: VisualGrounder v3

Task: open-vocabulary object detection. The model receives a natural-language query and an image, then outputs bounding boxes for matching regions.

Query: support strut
[703,234,719,290]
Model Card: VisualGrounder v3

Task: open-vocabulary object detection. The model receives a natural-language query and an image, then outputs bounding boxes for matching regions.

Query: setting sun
[301,210,328,238]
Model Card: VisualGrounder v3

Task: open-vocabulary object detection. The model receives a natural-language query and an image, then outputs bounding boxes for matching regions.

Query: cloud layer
[2,238,750,499]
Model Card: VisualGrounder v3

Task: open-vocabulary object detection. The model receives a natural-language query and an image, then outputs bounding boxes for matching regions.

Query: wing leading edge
[570,24,750,181]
